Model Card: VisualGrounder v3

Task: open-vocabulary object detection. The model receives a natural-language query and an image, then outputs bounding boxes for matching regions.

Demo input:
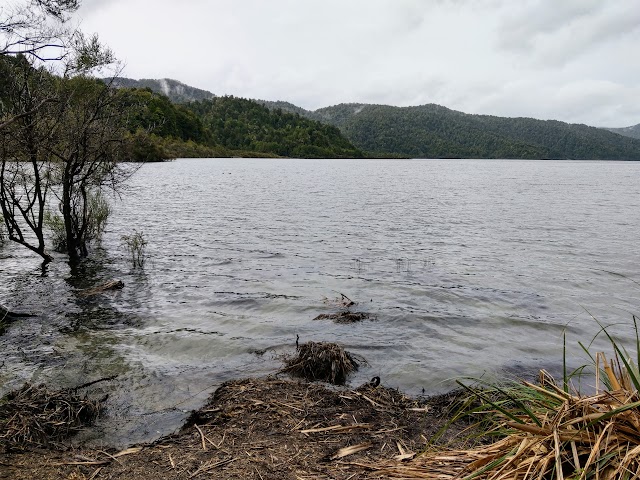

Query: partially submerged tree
[52,75,130,260]
[0,55,59,262]
[1,0,134,263]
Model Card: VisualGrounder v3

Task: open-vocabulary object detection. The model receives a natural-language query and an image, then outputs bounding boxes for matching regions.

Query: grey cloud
[71,0,640,127]
[496,0,640,67]
[497,0,603,51]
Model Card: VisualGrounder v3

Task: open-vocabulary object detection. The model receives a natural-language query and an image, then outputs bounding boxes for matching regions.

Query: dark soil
[0,377,477,480]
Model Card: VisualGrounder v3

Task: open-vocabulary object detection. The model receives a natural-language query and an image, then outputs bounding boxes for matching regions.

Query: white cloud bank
[75,0,640,127]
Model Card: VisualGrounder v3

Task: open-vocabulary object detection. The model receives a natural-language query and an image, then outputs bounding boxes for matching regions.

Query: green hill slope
[307,103,640,160]
[109,77,640,160]
[186,96,363,158]
[111,77,216,103]
[110,88,362,160]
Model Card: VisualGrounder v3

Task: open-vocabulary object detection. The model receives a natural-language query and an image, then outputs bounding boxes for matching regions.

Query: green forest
[184,97,363,159]
[306,103,640,160]
[113,88,364,161]
[107,77,640,161]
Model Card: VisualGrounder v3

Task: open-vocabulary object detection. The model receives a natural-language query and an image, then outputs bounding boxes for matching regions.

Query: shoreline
[0,376,475,480]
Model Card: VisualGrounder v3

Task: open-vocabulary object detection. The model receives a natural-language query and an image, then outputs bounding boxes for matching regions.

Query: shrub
[121,230,147,268]
[43,210,67,253]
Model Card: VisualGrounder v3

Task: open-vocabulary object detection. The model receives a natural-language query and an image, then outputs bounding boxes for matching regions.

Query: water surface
[1,158,639,446]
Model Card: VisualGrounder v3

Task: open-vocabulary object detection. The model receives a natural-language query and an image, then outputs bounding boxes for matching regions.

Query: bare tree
[0,55,59,262]
[1,0,132,263]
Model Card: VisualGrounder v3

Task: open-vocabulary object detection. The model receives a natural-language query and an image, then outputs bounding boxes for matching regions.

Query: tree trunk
[62,169,80,261]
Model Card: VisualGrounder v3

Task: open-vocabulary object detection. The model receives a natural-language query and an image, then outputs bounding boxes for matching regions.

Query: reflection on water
[1,158,640,447]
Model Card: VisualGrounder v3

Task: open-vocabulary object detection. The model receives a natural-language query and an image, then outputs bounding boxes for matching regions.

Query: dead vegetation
[281,341,362,384]
[313,311,375,323]
[0,383,102,451]
[316,292,375,324]
[367,348,640,479]
[1,377,470,480]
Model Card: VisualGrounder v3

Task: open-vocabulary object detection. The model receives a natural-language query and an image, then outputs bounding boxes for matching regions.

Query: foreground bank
[0,377,470,480]
[4,318,640,479]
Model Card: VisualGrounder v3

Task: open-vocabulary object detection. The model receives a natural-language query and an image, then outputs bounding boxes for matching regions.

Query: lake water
[1,158,640,447]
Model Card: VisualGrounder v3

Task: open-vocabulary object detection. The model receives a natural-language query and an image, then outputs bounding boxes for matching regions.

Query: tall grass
[374,317,640,479]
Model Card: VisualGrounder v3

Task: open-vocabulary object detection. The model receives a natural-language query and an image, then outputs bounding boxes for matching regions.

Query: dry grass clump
[0,383,102,450]
[370,318,640,479]
[281,341,361,384]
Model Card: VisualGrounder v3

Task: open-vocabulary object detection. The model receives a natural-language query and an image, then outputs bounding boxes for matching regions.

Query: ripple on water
[1,158,640,447]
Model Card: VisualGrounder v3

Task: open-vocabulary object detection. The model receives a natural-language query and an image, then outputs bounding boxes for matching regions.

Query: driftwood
[77,280,124,298]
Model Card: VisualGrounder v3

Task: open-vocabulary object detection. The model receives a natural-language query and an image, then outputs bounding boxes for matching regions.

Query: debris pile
[0,383,102,450]
[281,341,361,384]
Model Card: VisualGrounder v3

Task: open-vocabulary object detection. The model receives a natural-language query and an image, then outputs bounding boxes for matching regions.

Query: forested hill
[266,102,640,160]
[606,123,640,140]
[185,97,363,158]
[103,84,363,160]
[110,77,640,160]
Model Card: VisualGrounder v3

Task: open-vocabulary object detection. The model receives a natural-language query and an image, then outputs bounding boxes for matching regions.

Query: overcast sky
[74,0,640,127]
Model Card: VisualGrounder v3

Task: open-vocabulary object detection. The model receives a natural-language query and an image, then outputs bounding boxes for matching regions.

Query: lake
[1,157,639,447]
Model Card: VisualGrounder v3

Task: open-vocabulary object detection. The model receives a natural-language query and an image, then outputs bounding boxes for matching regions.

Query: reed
[121,230,147,268]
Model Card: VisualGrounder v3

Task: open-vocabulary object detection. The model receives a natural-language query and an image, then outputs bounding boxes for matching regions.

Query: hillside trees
[115,87,211,161]
[308,103,640,160]
[187,96,363,158]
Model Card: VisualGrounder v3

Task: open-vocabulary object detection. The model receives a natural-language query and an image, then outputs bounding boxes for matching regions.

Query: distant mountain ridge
[110,77,640,160]
[606,124,640,140]
[110,77,216,103]
[264,101,640,160]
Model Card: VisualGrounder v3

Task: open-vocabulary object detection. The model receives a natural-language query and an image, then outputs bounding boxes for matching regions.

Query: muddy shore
[0,376,476,480]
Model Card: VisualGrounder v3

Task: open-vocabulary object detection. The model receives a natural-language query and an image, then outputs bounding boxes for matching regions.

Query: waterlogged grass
[374,317,640,479]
